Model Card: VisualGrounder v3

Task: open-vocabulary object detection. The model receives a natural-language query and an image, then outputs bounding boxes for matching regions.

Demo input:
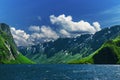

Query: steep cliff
[0,23,34,64]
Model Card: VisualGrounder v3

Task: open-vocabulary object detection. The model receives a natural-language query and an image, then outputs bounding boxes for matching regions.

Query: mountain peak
[0,23,11,35]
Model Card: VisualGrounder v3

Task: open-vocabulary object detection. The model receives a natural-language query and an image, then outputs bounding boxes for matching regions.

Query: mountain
[70,36,120,64]
[18,25,120,64]
[0,23,34,64]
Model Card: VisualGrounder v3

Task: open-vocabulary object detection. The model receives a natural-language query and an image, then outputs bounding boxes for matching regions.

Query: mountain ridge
[19,25,120,64]
[69,36,120,64]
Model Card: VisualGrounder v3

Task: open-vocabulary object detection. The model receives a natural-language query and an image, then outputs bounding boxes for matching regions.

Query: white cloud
[50,14,101,35]
[11,26,59,46]
[59,29,70,37]
[11,14,101,46]
[93,22,101,31]
[30,26,59,42]
[29,26,40,32]
[30,33,43,39]
[29,25,59,40]
[10,27,33,46]
[40,26,59,39]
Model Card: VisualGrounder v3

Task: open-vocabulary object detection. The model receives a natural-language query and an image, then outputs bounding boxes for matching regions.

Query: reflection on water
[0,64,120,80]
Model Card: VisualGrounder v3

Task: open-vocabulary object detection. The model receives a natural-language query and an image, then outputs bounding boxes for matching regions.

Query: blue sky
[0,0,120,29]
[1,0,120,46]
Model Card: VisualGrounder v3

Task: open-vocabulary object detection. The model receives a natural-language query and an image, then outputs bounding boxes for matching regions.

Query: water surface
[0,64,120,80]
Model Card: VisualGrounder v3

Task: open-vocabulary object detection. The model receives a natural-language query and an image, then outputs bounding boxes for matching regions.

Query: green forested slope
[69,36,120,64]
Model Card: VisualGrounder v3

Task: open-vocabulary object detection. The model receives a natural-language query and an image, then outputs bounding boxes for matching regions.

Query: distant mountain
[0,23,34,64]
[70,36,120,64]
[18,25,120,64]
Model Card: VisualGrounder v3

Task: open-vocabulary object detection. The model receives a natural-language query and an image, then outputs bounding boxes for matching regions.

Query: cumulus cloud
[29,26,40,32]
[10,27,33,46]
[93,22,101,31]
[40,26,59,39]
[29,25,59,40]
[11,25,59,46]
[50,14,101,36]
[11,14,101,46]
[29,25,59,43]
[59,29,70,37]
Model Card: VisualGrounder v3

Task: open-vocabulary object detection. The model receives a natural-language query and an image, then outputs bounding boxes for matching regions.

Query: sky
[0,0,120,46]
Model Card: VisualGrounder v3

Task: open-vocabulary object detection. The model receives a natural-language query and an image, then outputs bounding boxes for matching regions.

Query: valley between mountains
[0,23,120,64]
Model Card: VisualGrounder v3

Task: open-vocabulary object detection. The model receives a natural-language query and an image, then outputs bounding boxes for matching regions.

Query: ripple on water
[1,64,120,80]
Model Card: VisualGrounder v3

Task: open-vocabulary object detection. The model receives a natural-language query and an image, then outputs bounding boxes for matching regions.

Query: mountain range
[18,25,120,64]
[0,23,120,64]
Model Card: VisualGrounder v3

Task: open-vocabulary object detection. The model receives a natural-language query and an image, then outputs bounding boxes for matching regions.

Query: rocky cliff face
[0,23,34,64]
[0,23,11,35]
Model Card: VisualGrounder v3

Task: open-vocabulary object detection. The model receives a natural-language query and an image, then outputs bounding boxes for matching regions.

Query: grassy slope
[28,52,82,64]
[69,36,120,64]
[3,54,35,64]
[16,54,35,64]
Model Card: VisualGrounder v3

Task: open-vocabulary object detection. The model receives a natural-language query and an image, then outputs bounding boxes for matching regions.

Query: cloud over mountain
[29,25,59,44]
[50,14,101,35]
[11,26,59,46]
[10,27,32,46]
[11,14,101,46]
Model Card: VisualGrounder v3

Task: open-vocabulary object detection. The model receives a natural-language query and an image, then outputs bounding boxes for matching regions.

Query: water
[0,64,120,80]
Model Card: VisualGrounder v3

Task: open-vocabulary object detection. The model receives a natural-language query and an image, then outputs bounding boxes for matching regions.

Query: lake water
[0,64,120,80]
